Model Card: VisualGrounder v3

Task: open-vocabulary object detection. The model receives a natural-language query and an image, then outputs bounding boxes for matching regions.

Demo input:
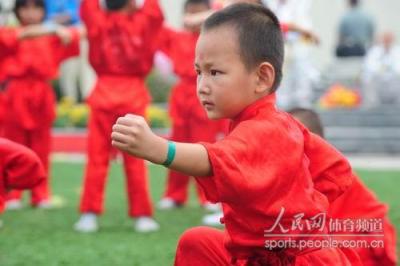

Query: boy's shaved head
[202,3,284,91]
[288,108,324,137]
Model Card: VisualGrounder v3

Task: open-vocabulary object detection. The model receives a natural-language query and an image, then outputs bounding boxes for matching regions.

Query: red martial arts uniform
[329,176,398,266]
[0,138,45,213]
[0,28,17,80]
[175,94,361,265]
[293,119,397,266]
[79,0,163,217]
[0,28,18,134]
[0,87,5,135]
[157,27,228,205]
[0,91,4,134]
[0,27,79,205]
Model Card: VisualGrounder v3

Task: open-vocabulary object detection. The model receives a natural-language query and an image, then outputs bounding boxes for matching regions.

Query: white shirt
[364,45,400,75]
[265,0,313,30]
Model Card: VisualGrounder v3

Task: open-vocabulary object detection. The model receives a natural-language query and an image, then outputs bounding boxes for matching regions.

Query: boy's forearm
[167,142,212,177]
[146,137,212,177]
[111,114,212,177]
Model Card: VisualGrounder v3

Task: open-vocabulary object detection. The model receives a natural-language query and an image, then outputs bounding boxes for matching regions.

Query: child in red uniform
[1,20,61,135]
[74,0,163,233]
[0,138,45,227]
[112,4,361,265]
[1,0,80,210]
[156,0,228,210]
[288,107,398,266]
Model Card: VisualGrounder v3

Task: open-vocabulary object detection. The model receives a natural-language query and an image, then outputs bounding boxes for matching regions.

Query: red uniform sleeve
[197,121,260,203]
[138,0,164,27]
[51,28,80,64]
[81,0,163,35]
[131,0,164,52]
[294,119,354,203]
[197,120,306,204]
[80,0,105,37]
[0,28,19,52]
[0,138,45,190]
[156,26,177,58]
[329,176,388,219]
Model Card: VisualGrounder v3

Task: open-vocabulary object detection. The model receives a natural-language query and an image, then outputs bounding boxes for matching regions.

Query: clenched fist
[111,114,167,164]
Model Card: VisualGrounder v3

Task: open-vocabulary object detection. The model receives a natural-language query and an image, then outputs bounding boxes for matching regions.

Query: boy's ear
[255,62,275,94]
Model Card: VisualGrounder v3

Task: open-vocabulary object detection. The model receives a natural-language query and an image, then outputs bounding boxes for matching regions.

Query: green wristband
[162,141,176,167]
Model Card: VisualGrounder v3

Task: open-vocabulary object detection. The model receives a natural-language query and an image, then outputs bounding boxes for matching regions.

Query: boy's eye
[210,70,220,76]
[195,69,201,76]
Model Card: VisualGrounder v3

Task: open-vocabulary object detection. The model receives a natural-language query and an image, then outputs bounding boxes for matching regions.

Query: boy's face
[195,25,259,119]
[17,3,44,25]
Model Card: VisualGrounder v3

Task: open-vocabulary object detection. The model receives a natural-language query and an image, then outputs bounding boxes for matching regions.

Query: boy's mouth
[201,100,215,110]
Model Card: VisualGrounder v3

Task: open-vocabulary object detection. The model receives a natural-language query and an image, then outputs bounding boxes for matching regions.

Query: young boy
[0,138,45,227]
[156,0,227,210]
[112,4,360,265]
[1,0,80,210]
[75,0,163,233]
[288,107,397,266]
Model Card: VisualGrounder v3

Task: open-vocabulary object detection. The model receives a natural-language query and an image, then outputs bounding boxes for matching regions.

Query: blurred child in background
[288,107,397,266]
[0,138,45,228]
[75,0,163,233]
[156,0,227,211]
[362,32,400,108]
[1,0,80,210]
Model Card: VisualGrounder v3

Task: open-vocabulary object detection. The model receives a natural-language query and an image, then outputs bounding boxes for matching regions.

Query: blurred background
[162,0,400,69]
[2,0,399,155]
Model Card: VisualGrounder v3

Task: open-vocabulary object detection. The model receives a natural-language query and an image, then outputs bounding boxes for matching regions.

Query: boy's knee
[177,226,222,252]
[175,227,225,266]
[178,227,207,251]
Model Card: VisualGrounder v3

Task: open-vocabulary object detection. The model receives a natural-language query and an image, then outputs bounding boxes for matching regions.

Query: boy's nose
[197,76,211,95]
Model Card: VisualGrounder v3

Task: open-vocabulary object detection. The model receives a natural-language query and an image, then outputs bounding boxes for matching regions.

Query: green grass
[0,163,399,266]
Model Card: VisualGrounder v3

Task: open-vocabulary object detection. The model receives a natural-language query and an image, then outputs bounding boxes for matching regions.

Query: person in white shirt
[266,0,320,110]
[362,32,400,108]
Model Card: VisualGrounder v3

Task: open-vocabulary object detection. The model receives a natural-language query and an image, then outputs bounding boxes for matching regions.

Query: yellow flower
[146,105,170,128]
[69,104,89,127]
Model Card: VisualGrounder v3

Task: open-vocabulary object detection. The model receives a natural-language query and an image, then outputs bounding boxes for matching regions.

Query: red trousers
[79,107,153,217]
[164,118,227,205]
[175,227,361,266]
[3,123,51,205]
